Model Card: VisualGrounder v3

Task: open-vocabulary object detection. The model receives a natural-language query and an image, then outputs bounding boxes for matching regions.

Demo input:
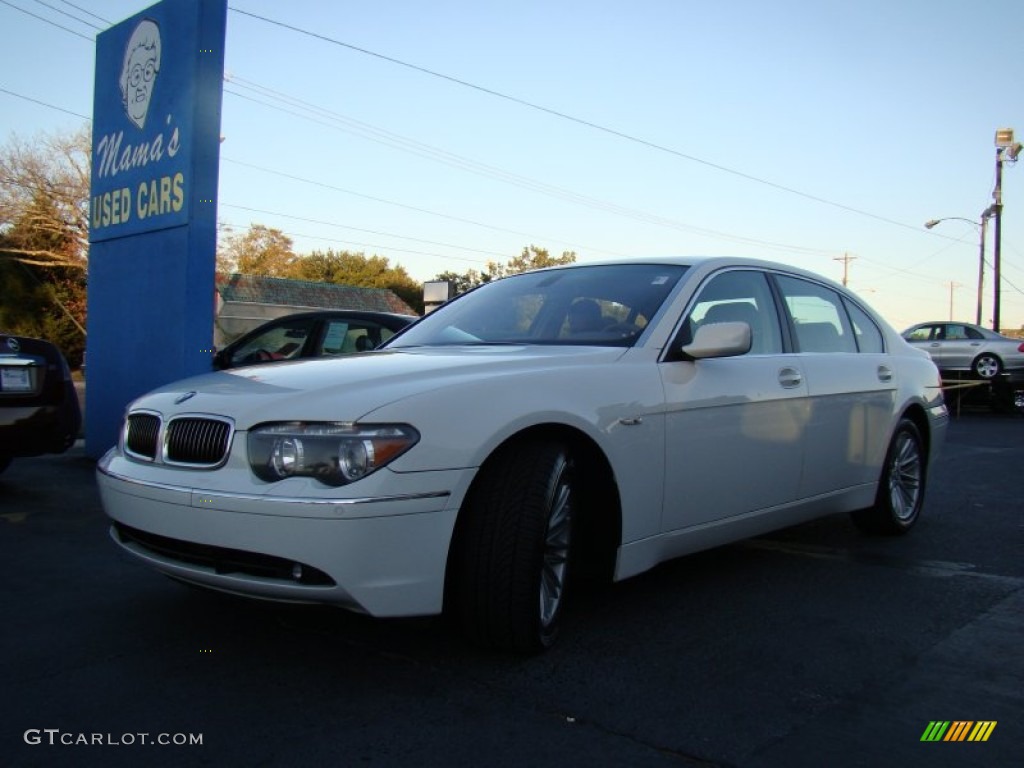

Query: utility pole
[993,128,1022,332]
[993,150,1004,331]
[833,253,856,287]
[976,206,996,326]
[924,214,993,326]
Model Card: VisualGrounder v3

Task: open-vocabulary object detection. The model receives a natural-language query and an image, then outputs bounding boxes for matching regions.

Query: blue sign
[86,0,226,458]
[90,3,213,240]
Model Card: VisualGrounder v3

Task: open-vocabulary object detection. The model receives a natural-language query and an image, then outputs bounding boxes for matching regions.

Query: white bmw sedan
[98,258,948,652]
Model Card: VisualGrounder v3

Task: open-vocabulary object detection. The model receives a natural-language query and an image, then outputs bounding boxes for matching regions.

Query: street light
[924,208,996,325]
[993,128,1022,332]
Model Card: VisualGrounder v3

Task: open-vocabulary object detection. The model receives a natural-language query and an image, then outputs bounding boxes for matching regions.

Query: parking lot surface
[2,411,1021,767]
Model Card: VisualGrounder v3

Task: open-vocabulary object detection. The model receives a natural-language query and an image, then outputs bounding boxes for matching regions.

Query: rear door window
[776,276,857,353]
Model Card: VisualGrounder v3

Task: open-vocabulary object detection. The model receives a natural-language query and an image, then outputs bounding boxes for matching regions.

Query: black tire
[447,440,575,653]
[990,381,1020,414]
[851,418,926,535]
[972,353,1002,379]
[0,455,10,475]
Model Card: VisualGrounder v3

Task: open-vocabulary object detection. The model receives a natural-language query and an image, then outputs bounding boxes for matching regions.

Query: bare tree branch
[0,125,90,269]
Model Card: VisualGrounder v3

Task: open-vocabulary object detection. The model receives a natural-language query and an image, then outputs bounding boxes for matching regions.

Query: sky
[2,0,1023,331]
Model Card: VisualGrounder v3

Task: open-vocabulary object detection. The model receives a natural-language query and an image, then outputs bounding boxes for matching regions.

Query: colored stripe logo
[921,721,997,742]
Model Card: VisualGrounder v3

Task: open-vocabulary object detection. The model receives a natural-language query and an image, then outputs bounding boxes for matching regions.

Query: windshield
[389,263,689,348]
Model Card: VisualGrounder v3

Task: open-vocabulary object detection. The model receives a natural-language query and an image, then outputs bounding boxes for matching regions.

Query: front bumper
[97,451,469,617]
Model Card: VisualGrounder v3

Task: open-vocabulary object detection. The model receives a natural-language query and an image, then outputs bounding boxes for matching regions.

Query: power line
[221,203,510,259]
[224,71,1012,273]
[222,156,626,258]
[0,0,92,40]
[3,2,1014,292]
[2,2,1003,267]
[0,87,90,120]
[228,6,931,236]
[0,84,1005,291]
[56,0,108,25]
[31,0,102,30]
[218,219,488,265]
[223,77,837,258]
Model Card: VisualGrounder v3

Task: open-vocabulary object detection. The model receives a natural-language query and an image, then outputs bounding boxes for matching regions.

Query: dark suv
[0,334,82,475]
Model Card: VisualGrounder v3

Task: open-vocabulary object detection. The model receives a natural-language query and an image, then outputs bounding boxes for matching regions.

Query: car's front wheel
[447,439,575,653]
[851,418,926,535]
[972,353,1003,379]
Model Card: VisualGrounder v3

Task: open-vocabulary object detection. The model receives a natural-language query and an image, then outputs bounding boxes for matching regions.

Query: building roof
[216,273,416,315]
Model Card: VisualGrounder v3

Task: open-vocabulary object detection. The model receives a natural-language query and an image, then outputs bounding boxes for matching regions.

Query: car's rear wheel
[972,353,1002,379]
[851,418,925,535]
[447,440,575,653]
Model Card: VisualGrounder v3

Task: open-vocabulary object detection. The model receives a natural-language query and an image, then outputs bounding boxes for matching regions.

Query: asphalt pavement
[1,409,1021,767]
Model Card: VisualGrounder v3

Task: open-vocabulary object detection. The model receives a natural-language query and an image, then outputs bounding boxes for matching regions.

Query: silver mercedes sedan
[901,321,1024,379]
[98,258,948,653]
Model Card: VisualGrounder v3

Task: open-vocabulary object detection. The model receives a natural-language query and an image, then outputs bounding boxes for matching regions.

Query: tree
[217,224,297,276]
[434,245,577,294]
[0,257,87,368]
[0,127,90,269]
[434,269,487,295]
[291,249,424,313]
[488,245,576,280]
[0,127,89,364]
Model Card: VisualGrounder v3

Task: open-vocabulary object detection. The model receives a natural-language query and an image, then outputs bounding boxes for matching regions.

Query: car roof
[528,255,846,278]
[254,310,418,322]
[906,320,979,326]
[902,321,1007,337]
[519,256,862,297]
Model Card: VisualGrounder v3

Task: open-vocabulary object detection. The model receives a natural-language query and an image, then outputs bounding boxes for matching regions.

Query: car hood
[131,345,627,428]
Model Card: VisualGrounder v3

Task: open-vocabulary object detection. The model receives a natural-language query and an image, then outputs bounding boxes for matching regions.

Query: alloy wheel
[888,432,922,521]
[539,471,573,629]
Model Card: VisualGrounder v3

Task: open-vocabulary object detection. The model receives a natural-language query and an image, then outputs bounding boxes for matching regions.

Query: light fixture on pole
[993,128,1021,332]
[924,207,996,326]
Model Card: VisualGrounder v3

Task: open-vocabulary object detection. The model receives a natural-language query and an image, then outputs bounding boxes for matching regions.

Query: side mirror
[682,321,752,360]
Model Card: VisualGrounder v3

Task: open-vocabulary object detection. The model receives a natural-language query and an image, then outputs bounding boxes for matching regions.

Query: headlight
[248,422,419,486]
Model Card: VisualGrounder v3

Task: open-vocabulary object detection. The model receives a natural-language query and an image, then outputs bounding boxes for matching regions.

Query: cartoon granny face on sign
[119,19,161,130]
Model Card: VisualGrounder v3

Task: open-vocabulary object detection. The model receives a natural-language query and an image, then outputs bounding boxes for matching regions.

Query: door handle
[877,365,893,382]
[778,367,802,388]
